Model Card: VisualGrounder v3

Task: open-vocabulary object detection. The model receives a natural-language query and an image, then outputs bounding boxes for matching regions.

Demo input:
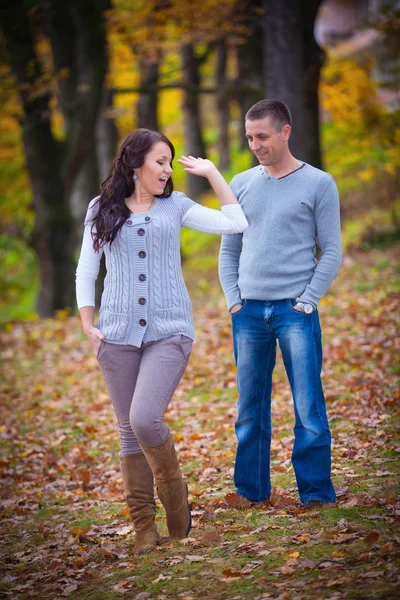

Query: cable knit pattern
[168,216,180,311]
[152,215,162,312]
[76,192,248,347]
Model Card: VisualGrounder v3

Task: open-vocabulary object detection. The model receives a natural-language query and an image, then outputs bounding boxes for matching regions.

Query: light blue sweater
[219,163,342,311]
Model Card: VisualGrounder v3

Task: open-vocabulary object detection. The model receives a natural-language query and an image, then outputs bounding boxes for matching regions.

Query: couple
[76,99,342,555]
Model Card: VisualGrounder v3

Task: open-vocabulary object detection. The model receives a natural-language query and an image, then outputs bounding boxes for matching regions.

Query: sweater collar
[261,162,306,181]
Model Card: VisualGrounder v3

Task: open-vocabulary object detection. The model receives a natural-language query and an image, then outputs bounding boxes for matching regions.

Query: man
[219,99,341,508]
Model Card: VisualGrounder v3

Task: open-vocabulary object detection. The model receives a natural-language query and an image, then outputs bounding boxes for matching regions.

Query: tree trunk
[0,1,72,315]
[70,152,99,244]
[22,99,74,314]
[47,1,110,257]
[263,0,324,167]
[302,0,325,169]
[0,0,108,316]
[181,43,209,200]
[46,1,108,198]
[235,0,264,152]
[95,84,117,308]
[96,86,118,182]
[137,58,160,130]
[216,41,230,171]
[263,0,304,159]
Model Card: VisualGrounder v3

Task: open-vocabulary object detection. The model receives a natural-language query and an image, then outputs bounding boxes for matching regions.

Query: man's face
[245,117,290,167]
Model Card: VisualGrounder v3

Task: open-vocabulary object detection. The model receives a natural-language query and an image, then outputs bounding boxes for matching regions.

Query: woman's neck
[125,189,155,212]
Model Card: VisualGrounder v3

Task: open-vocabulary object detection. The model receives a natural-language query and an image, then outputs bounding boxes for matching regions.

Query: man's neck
[264,155,300,179]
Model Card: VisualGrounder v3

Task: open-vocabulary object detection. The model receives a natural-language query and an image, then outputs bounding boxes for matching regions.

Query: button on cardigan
[76,191,248,347]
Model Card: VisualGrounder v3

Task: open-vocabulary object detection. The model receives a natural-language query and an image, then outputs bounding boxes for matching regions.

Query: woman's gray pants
[97,335,192,456]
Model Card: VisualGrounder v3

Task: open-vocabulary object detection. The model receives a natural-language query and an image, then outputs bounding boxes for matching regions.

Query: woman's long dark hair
[90,129,175,251]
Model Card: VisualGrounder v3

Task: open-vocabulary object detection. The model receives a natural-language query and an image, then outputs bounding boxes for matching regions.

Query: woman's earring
[133,172,138,181]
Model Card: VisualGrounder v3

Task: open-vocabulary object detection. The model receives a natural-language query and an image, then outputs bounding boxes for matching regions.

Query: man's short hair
[245,99,292,130]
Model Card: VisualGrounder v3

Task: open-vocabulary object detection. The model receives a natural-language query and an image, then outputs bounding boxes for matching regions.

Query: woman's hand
[178,155,239,207]
[177,156,218,179]
[84,325,105,356]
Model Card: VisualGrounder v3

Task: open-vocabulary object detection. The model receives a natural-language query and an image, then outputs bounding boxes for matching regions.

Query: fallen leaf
[224,492,253,509]
[153,574,172,583]
[298,560,317,569]
[62,583,78,596]
[326,577,352,587]
[223,569,242,577]
[116,526,133,536]
[179,537,197,545]
[332,533,358,544]
[279,565,295,575]
[71,526,83,536]
[365,531,379,543]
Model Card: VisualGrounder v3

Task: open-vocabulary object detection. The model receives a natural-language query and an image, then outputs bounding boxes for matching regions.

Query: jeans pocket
[287,299,307,315]
[231,300,247,316]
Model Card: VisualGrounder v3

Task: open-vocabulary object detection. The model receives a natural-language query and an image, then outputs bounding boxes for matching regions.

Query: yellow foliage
[110,0,239,50]
[0,65,32,230]
[321,55,399,186]
[55,308,70,321]
[320,57,384,129]
[384,162,396,176]
[159,90,183,133]
[358,166,377,182]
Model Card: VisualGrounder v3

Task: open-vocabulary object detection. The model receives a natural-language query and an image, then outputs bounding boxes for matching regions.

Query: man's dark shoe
[301,500,325,509]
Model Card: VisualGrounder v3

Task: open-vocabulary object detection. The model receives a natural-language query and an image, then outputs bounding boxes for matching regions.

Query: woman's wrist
[79,306,95,335]
[208,170,239,206]
[204,164,219,181]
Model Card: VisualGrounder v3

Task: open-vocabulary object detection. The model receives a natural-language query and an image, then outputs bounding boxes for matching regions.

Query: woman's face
[136,141,173,196]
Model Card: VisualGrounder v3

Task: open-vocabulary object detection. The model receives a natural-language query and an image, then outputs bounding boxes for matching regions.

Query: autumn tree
[263,0,324,168]
[234,0,264,152]
[215,39,231,171]
[0,0,109,316]
[110,0,243,198]
[167,0,245,196]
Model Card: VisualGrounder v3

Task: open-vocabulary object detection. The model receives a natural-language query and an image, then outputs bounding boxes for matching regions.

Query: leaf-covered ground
[1,243,399,600]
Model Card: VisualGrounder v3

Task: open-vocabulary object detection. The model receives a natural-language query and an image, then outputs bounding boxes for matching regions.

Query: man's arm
[219,232,243,312]
[297,177,342,307]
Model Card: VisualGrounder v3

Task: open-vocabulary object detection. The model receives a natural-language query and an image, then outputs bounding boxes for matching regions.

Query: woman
[76,128,247,555]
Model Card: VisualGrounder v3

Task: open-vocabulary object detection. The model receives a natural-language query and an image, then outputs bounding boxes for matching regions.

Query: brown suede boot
[120,453,160,555]
[141,433,191,539]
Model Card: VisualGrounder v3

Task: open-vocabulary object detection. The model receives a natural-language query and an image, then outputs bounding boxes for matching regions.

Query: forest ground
[1,240,399,600]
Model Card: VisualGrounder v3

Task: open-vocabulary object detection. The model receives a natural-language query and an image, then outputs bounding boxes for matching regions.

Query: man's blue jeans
[232,299,336,504]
